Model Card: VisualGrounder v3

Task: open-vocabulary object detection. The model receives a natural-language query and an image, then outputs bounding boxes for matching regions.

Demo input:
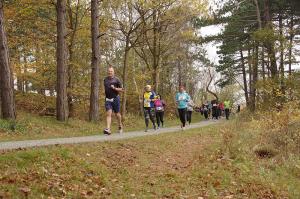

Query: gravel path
[0,120,221,150]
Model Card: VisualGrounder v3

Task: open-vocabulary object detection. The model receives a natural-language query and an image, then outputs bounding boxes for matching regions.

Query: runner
[224,100,231,120]
[219,101,224,117]
[203,102,209,120]
[208,101,212,119]
[143,85,157,132]
[175,85,190,130]
[154,94,166,129]
[211,99,218,120]
[187,99,195,125]
[237,104,241,113]
[103,66,124,135]
[217,102,222,119]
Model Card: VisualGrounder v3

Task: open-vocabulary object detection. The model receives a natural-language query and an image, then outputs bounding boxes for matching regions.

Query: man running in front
[103,66,124,135]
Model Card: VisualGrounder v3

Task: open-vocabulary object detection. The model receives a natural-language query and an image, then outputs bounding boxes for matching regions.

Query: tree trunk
[152,67,159,92]
[240,50,249,106]
[0,82,2,118]
[16,54,23,92]
[288,10,294,76]
[67,0,80,118]
[152,9,160,92]
[177,60,182,87]
[250,45,258,112]
[279,11,285,94]
[261,47,265,80]
[67,47,74,118]
[0,1,15,120]
[207,68,218,101]
[89,0,100,122]
[266,56,271,77]
[56,0,68,121]
[248,49,252,105]
[24,56,29,92]
[263,0,277,78]
[132,52,143,116]
[17,74,23,92]
[254,0,262,29]
[0,2,15,120]
[254,0,265,81]
[121,40,130,120]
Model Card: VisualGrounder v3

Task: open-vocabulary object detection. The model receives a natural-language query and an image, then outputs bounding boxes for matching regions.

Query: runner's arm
[113,87,124,92]
[113,79,124,92]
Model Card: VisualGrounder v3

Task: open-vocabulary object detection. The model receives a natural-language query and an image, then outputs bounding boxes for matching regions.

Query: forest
[0,0,300,198]
[0,0,299,122]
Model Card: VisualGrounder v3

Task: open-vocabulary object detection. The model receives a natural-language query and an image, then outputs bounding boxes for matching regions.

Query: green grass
[0,118,299,198]
[0,111,204,141]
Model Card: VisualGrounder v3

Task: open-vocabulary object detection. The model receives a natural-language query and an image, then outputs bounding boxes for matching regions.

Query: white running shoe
[103,128,111,135]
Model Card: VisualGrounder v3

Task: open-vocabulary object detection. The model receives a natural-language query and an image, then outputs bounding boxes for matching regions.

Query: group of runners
[103,66,233,135]
[198,100,234,120]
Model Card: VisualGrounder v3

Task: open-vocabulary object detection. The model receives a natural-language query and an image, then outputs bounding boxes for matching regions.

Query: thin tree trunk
[254,0,262,29]
[261,47,265,80]
[16,54,23,92]
[248,49,252,105]
[207,69,218,101]
[89,0,100,121]
[254,0,265,82]
[288,10,294,76]
[178,60,182,87]
[24,56,29,92]
[153,67,159,92]
[161,60,165,96]
[266,56,271,77]
[56,0,68,121]
[67,0,80,118]
[67,47,74,117]
[121,40,130,120]
[132,51,143,116]
[250,45,258,111]
[0,82,2,118]
[279,11,285,94]
[152,9,160,92]
[264,0,277,78]
[0,1,15,120]
[240,50,249,106]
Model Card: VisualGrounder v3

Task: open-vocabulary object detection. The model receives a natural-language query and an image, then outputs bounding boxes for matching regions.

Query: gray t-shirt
[104,76,122,99]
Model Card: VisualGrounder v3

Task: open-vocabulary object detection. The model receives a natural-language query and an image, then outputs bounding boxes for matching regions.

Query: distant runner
[175,86,190,130]
[103,67,124,135]
[211,99,218,120]
[203,102,209,120]
[224,100,231,120]
[154,94,166,129]
[143,85,157,132]
[187,99,195,125]
[237,104,241,113]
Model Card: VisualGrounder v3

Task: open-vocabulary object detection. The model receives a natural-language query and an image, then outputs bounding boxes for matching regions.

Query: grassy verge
[0,114,299,198]
[0,111,204,142]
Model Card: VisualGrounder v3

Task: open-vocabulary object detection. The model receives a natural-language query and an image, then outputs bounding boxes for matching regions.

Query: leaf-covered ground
[0,118,299,198]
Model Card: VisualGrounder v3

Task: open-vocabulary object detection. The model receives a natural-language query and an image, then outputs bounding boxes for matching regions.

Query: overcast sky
[199,0,299,70]
[199,25,224,64]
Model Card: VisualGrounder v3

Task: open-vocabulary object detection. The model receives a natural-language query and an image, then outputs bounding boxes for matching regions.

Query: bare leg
[106,110,112,130]
[115,112,123,128]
